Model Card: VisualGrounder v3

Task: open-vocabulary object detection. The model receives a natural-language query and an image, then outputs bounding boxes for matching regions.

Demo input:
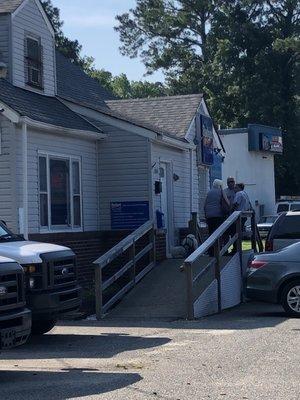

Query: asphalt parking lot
[0,301,299,400]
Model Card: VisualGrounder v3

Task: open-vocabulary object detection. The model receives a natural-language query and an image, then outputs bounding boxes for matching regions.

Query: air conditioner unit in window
[28,66,41,86]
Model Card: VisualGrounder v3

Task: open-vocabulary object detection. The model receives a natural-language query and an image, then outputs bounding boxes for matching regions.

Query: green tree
[116,0,300,195]
[90,67,168,98]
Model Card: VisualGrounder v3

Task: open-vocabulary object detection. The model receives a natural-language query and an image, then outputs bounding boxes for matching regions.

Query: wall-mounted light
[173,173,179,181]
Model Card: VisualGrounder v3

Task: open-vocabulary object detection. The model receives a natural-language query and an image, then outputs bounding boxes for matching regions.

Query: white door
[159,163,173,256]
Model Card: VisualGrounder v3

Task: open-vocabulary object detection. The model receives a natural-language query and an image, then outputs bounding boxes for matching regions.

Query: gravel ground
[0,302,299,400]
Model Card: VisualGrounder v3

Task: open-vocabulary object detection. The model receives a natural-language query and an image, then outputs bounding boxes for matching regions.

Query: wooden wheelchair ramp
[94,212,261,320]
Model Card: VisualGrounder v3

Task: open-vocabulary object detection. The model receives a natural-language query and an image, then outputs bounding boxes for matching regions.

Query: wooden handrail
[94,220,154,268]
[184,210,261,320]
[94,220,155,319]
[185,211,242,264]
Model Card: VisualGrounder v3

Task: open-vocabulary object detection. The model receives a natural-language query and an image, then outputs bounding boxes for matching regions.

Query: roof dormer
[0,0,56,96]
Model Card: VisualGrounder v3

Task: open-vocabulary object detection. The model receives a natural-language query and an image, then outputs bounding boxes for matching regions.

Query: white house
[0,0,223,286]
[220,124,283,217]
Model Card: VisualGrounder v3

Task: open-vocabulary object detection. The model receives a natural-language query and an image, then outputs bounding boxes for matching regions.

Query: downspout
[22,119,28,239]
[190,149,194,215]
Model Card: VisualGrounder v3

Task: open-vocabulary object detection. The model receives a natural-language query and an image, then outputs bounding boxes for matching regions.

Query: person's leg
[207,218,217,256]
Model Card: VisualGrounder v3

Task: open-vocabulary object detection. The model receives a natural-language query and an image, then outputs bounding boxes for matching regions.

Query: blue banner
[201,115,214,165]
[210,153,223,188]
[111,201,150,230]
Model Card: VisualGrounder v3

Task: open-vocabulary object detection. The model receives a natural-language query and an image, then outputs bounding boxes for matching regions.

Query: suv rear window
[277,204,289,213]
[274,215,300,239]
[290,203,300,211]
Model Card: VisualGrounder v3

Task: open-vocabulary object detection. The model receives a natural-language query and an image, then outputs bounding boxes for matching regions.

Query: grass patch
[242,240,265,252]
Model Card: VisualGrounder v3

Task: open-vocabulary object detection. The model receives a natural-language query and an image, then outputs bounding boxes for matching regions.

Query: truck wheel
[281,280,300,317]
[31,319,57,335]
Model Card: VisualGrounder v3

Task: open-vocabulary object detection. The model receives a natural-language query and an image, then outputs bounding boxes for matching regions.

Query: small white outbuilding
[220,124,283,217]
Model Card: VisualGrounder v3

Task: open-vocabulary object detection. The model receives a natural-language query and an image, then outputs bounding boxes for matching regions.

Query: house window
[38,154,82,230]
[25,36,43,89]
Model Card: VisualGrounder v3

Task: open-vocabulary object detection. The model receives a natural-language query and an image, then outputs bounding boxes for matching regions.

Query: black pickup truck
[0,221,82,334]
[0,256,31,349]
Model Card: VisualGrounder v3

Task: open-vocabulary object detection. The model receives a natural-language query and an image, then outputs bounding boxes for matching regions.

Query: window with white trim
[25,35,43,89]
[38,154,82,230]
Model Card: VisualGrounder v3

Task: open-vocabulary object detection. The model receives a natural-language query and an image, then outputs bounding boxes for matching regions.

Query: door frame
[159,160,174,258]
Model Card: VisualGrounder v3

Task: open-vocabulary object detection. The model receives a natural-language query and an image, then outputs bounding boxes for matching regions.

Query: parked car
[257,215,278,238]
[0,221,81,334]
[276,201,300,214]
[265,211,300,252]
[0,256,31,349]
[246,242,300,317]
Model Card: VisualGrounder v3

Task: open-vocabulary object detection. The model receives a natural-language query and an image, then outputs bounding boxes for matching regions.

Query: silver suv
[265,211,300,251]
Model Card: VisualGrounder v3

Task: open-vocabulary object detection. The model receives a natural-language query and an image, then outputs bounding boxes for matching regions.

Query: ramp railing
[94,220,155,319]
[184,211,262,320]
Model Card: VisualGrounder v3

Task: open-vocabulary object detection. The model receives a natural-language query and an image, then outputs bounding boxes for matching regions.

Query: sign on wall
[111,201,150,230]
[210,153,223,188]
[260,133,283,153]
[248,124,283,154]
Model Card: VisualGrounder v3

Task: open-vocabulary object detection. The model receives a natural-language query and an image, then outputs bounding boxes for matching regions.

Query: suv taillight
[265,239,273,251]
[250,260,267,270]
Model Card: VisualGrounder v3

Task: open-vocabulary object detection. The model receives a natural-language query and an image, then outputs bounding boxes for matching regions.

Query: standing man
[233,183,250,229]
[224,176,236,212]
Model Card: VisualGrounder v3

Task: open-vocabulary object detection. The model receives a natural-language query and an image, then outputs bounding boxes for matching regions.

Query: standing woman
[204,179,230,237]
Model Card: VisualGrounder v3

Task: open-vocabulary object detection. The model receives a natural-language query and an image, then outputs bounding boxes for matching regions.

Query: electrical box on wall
[155,181,162,194]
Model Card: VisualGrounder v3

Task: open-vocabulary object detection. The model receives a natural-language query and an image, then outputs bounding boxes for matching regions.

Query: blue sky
[52,0,164,82]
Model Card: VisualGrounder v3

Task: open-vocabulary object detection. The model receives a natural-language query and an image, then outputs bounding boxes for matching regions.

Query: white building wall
[11,0,56,96]
[97,123,150,230]
[14,126,99,234]
[221,132,276,215]
[0,116,18,231]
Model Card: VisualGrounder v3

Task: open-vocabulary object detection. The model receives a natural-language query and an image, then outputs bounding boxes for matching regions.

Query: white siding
[151,143,199,236]
[221,132,276,214]
[97,122,150,230]
[12,0,56,95]
[14,126,98,234]
[0,116,18,231]
[0,14,10,80]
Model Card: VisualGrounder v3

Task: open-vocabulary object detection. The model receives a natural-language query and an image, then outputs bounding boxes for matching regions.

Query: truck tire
[31,319,57,335]
[281,280,300,317]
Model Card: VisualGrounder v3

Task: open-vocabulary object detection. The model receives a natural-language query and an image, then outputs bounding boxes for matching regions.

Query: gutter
[190,149,194,214]
[20,118,28,239]
[22,117,106,140]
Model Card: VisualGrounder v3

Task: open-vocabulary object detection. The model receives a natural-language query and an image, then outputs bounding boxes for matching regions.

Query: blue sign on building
[111,201,150,230]
[210,153,223,188]
[195,114,214,166]
[248,124,283,154]
[201,115,214,165]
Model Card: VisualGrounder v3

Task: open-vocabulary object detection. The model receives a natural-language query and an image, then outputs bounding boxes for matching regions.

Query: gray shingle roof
[56,50,117,109]
[55,50,202,139]
[0,0,24,13]
[106,94,203,139]
[0,79,101,133]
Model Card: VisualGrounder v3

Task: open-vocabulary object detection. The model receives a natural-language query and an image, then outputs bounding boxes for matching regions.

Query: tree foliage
[116,0,300,195]
[88,68,168,98]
